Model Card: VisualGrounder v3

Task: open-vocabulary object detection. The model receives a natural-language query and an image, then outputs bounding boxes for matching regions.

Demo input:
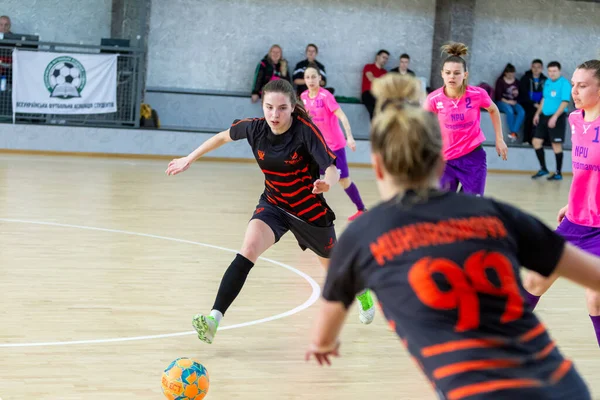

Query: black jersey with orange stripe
[229,116,337,226]
[322,190,591,399]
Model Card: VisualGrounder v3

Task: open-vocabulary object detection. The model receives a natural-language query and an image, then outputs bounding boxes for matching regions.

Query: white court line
[0,218,321,347]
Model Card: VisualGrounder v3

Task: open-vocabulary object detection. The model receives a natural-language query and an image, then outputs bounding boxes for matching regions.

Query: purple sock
[590,315,600,346]
[525,291,541,310]
[344,183,365,211]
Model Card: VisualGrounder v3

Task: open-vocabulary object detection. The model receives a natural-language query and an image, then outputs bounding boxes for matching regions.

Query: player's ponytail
[262,79,312,121]
[441,42,469,96]
[370,74,442,193]
[441,42,468,59]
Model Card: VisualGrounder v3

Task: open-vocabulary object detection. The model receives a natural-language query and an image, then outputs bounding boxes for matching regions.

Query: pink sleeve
[478,87,493,109]
[324,91,340,114]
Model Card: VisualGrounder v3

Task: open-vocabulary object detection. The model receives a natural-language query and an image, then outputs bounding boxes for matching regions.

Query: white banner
[12,49,117,115]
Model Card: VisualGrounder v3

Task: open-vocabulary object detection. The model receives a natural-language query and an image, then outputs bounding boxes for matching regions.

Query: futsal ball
[161,357,209,400]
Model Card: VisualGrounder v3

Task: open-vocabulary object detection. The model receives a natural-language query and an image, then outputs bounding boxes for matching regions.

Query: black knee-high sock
[555,152,563,174]
[535,148,547,170]
[211,253,254,315]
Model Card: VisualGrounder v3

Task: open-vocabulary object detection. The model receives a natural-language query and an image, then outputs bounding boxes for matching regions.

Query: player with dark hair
[305,73,596,399]
[301,65,367,221]
[166,79,373,344]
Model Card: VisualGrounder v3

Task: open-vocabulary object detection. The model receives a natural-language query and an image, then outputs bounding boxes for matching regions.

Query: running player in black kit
[305,73,599,399]
[166,79,376,344]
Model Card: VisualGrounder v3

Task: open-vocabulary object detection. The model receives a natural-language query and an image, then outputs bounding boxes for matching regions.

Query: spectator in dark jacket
[293,44,329,97]
[251,45,291,103]
[390,53,415,76]
[518,59,547,144]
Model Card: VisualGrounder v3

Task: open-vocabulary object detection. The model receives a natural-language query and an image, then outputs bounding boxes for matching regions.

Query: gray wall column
[430,0,476,90]
[111,0,151,103]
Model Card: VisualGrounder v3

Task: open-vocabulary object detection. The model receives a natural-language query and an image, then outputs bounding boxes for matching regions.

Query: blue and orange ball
[161,357,209,400]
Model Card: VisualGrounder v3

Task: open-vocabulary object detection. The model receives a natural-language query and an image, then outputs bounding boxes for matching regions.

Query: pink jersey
[425,86,492,160]
[301,88,346,151]
[567,110,600,227]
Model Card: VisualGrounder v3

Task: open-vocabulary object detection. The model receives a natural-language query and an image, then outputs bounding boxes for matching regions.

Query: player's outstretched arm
[305,299,347,366]
[555,242,600,291]
[165,129,233,176]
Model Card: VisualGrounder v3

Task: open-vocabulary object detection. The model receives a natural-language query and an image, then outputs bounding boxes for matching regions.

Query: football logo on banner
[44,56,87,99]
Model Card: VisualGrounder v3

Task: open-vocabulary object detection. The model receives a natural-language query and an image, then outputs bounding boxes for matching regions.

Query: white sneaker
[359,306,375,324]
[356,289,375,324]
[192,314,218,344]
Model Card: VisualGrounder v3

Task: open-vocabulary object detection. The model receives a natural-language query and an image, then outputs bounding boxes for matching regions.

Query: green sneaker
[192,314,218,344]
[356,289,375,324]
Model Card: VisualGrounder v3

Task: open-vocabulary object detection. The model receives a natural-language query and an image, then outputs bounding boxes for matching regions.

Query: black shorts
[534,113,567,143]
[250,199,336,258]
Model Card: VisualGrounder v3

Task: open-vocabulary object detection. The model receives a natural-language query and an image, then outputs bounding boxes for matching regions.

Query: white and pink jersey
[425,86,492,161]
[567,110,600,227]
[301,88,346,151]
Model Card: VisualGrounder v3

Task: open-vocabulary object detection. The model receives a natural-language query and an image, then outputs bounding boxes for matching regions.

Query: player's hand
[165,156,191,176]
[305,341,340,366]
[347,138,356,152]
[548,115,558,129]
[251,94,260,103]
[557,204,568,224]
[533,114,540,126]
[496,139,508,161]
[313,179,330,194]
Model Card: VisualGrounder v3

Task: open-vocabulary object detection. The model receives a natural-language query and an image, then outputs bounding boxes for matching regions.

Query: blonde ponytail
[370,74,442,190]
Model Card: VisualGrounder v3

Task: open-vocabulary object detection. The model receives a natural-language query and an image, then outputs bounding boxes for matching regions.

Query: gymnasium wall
[145,0,436,98]
[4,0,597,98]
[469,0,600,88]
[2,0,112,45]
[145,0,599,98]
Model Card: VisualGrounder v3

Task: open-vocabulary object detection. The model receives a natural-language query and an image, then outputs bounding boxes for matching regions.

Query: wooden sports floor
[0,153,598,400]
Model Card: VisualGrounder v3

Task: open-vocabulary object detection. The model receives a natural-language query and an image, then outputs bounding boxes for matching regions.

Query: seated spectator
[518,59,547,145]
[251,44,291,103]
[361,49,389,120]
[293,44,331,97]
[0,15,11,34]
[494,63,525,142]
[389,53,415,76]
